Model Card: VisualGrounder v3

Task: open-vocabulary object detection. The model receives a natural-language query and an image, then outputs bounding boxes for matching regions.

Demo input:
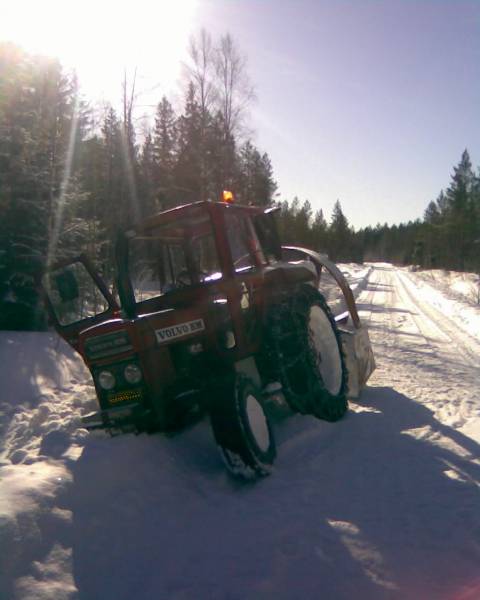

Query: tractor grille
[107,388,143,405]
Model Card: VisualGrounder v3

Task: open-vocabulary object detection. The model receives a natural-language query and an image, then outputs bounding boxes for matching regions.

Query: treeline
[275,198,363,263]
[0,33,276,328]
[1,35,478,331]
[276,149,480,270]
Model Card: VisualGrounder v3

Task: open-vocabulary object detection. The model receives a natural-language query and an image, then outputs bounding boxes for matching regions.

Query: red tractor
[41,200,374,478]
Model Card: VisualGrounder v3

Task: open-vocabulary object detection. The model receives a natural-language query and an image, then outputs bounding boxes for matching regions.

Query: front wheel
[209,374,276,479]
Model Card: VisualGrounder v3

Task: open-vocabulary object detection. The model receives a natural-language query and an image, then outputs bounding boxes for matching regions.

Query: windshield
[128,212,222,302]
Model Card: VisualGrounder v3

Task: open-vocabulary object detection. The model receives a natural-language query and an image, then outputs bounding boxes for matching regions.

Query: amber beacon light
[222,190,234,203]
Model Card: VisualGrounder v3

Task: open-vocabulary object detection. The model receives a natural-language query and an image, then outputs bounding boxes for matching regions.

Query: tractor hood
[79,318,135,363]
[78,307,207,366]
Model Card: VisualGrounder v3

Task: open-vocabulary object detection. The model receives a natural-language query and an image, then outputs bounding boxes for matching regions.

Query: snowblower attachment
[282,247,376,398]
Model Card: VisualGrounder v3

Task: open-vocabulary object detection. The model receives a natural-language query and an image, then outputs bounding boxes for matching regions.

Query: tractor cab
[41,201,296,433]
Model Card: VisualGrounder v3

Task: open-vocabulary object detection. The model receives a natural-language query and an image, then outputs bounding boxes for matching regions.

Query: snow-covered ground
[1,264,480,600]
[411,268,480,307]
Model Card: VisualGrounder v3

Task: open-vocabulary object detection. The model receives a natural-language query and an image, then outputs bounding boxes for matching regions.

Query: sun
[0,0,199,101]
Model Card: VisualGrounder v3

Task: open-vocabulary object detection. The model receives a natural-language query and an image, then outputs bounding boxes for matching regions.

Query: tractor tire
[264,284,347,421]
[209,373,276,479]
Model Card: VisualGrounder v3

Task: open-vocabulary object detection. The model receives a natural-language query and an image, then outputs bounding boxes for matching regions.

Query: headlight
[187,342,203,355]
[98,370,116,390]
[224,330,236,349]
[124,363,142,384]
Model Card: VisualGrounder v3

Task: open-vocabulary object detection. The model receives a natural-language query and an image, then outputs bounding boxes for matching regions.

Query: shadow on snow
[64,386,480,600]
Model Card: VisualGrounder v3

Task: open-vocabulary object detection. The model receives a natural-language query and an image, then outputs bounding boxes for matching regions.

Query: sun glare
[1,0,198,101]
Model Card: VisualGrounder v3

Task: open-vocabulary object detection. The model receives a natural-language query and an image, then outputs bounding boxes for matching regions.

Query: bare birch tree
[214,33,255,140]
[185,28,217,120]
[182,29,218,200]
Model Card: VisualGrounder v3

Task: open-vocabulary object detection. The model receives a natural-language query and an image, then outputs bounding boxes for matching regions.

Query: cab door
[40,255,119,350]
[222,211,266,355]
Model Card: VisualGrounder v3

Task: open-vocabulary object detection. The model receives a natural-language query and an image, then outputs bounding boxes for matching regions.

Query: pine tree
[204,110,234,201]
[0,45,87,328]
[138,132,157,217]
[295,200,313,246]
[174,83,203,204]
[311,209,328,252]
[424,200,440,224]
[236,141,276,206]
[152,96,177,208]
[255,152,277,206]
[276,199,297,244]
[445,149,475,269]
[472,169,480,271]
[328,200,351,261]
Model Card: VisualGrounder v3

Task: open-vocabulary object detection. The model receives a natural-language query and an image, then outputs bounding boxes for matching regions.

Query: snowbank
[0,333,94,600]
[340,263,373,296]
[403,268,480,342]
[411,268,480,306]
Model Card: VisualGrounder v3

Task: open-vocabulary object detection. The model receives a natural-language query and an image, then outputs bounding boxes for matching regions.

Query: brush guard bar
[81,403,153,434]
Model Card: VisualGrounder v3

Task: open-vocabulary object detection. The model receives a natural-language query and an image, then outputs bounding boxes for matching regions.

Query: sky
[1,0,479,229]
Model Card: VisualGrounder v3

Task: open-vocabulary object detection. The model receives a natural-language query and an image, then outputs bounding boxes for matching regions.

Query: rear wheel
[209,373,276,479]
[265,284,347,421]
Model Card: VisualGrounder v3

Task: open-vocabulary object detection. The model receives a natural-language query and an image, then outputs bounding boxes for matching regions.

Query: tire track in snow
[360,265,480,431]
[393,268,480,432]
[356,266,401,390]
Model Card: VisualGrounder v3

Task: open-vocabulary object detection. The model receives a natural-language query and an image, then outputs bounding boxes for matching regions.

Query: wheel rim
[245,394,270,452]
[308,305,343,395]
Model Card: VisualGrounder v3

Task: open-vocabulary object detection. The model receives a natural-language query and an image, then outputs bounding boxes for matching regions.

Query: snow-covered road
[361,265,480,435]
[1,264,480,600]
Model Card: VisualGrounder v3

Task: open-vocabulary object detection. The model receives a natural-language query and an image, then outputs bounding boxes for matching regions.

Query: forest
[281,148,480,270]
[1,32,479,330]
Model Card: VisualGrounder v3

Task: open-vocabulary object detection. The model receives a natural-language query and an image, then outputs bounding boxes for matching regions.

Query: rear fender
[282,246,376,398]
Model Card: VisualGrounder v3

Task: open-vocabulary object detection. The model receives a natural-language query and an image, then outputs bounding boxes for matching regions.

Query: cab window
[253,212,281,263]
[224,212,256,272]
[128,221,222,301]
[192,234,222,282]
[129,236,188,300]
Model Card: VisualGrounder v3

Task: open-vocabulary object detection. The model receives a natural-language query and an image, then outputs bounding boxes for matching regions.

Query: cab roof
[127,201,267,239]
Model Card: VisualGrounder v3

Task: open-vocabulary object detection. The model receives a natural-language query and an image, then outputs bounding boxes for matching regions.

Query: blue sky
[197,0,480,227]
[2,0,479,229]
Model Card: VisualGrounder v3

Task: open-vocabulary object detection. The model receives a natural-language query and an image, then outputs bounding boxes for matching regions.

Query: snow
[403,267,480,346]
[410,268,480,306]
[1,264,480,600]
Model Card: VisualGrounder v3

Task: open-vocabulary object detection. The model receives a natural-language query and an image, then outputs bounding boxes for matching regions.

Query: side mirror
[54,270,79,302]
